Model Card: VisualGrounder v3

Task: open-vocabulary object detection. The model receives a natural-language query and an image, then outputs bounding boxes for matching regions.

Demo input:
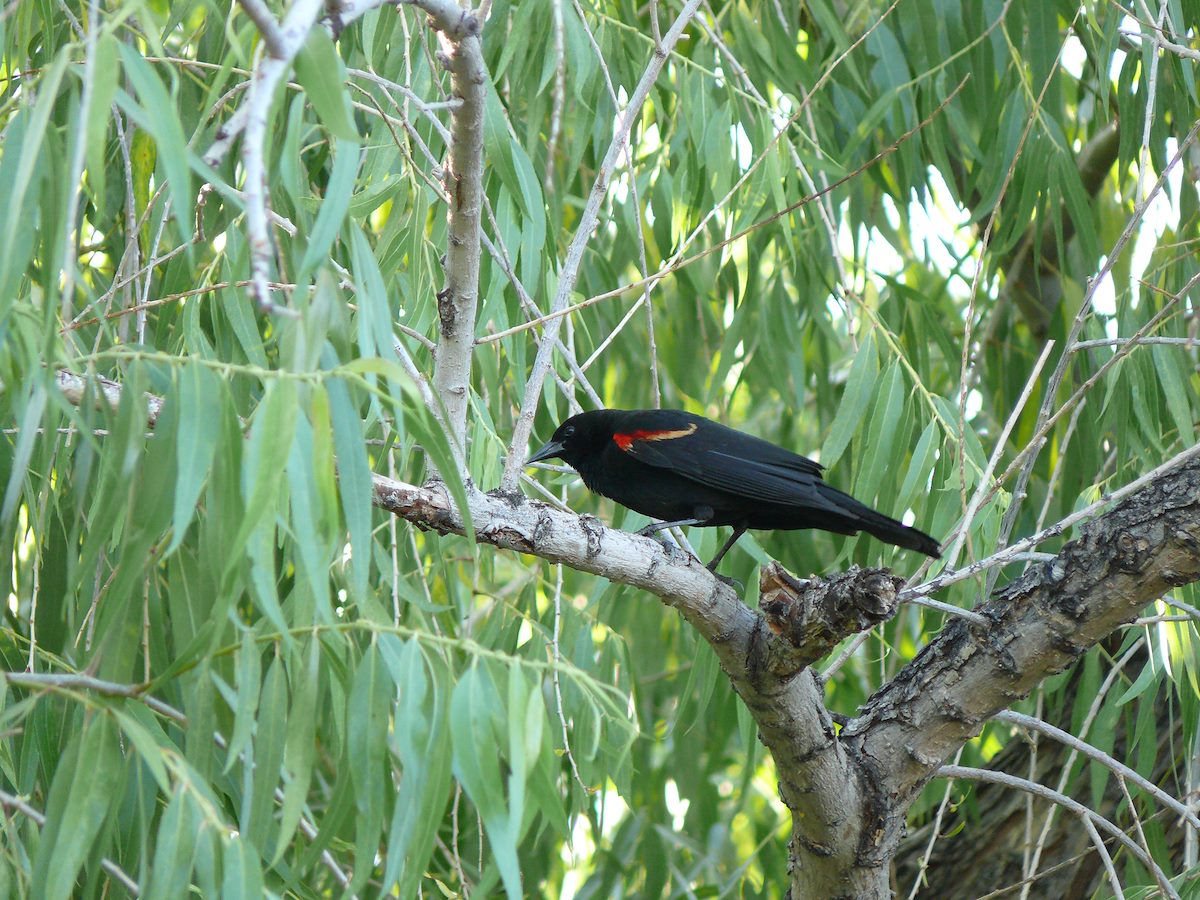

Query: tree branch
[843,449,1200,864]
[240,0,325,315]
[2,669,354,889]
[0,790,141,895]
[994,708,1200,831]
[218,0,400,313]
[236,0,287,57]
[413,0,488,475]
[54,369,163,424]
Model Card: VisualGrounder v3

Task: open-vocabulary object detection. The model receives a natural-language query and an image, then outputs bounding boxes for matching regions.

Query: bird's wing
[618,424,856,515]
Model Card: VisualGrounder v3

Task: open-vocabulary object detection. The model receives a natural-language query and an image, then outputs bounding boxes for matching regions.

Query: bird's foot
[645,532,695,565]
[639,528,673,549]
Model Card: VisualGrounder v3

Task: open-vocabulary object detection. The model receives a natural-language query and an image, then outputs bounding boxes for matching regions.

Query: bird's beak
[525,439,565,465]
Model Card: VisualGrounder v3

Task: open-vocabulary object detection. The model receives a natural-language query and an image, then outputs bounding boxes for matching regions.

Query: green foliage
[1,0,1198,896]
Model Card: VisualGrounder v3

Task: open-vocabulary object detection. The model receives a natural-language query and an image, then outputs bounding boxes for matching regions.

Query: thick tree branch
[842,449,1200,867]
[48,365,874,893]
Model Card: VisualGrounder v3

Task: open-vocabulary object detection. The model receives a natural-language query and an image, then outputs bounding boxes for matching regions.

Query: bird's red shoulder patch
[613,422,698,451]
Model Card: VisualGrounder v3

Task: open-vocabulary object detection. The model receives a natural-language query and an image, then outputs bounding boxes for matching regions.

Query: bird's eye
[563,425,575,437]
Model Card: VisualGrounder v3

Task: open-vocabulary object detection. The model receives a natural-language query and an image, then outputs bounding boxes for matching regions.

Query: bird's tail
[821,485,941,558]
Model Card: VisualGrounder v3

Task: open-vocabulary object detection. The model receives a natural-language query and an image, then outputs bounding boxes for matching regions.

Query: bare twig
[502,0,705,491]
[565,0,660,402]
[1134,0,1168,205]
[6,669,353,888]
[1120,773,1173,899]
[479,80,968,349]
[59,0,100,325]
[937,766,1180,899]
[906,748,964,900]
[240,0,325,315]
[1071,335,1200,351]
[544,0,566,191]
[4,670,187,724]
[1081,815,1125,900]
[995,709,1200,830]
[910,437,1200,603]
[0,789,141,895]
[236,0,287,56]
[942,340,1055,569]
[993,116,1200,542]
[955,2,1070,556]
[903,595,989,626]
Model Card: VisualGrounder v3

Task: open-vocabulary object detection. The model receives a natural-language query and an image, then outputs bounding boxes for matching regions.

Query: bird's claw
[669,543,698,566]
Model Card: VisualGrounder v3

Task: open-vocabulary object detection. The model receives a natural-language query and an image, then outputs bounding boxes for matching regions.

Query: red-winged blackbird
[526,408,940,571]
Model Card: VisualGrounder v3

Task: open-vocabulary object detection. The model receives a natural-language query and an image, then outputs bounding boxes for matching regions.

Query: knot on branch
[579,516,605,559]
[759,563,902,657]
[747,564,903,681]
[1114,530,1151,574]
[436,286,457,334]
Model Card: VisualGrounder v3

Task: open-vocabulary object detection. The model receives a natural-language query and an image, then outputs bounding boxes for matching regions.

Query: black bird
[526,408,940,571]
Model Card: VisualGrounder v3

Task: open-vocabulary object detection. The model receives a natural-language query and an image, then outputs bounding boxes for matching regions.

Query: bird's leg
[636,505,715,538]
[705,526,747,573]
[636,517,707,537]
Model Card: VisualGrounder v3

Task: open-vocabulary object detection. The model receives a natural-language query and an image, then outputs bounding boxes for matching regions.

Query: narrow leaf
[294,28,359,140]
[168,364,221,552]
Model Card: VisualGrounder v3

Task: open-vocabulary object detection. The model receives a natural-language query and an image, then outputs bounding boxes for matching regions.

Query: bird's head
[525,410,615,468]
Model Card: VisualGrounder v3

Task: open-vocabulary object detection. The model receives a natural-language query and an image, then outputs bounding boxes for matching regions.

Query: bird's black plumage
[526,408,940,570]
